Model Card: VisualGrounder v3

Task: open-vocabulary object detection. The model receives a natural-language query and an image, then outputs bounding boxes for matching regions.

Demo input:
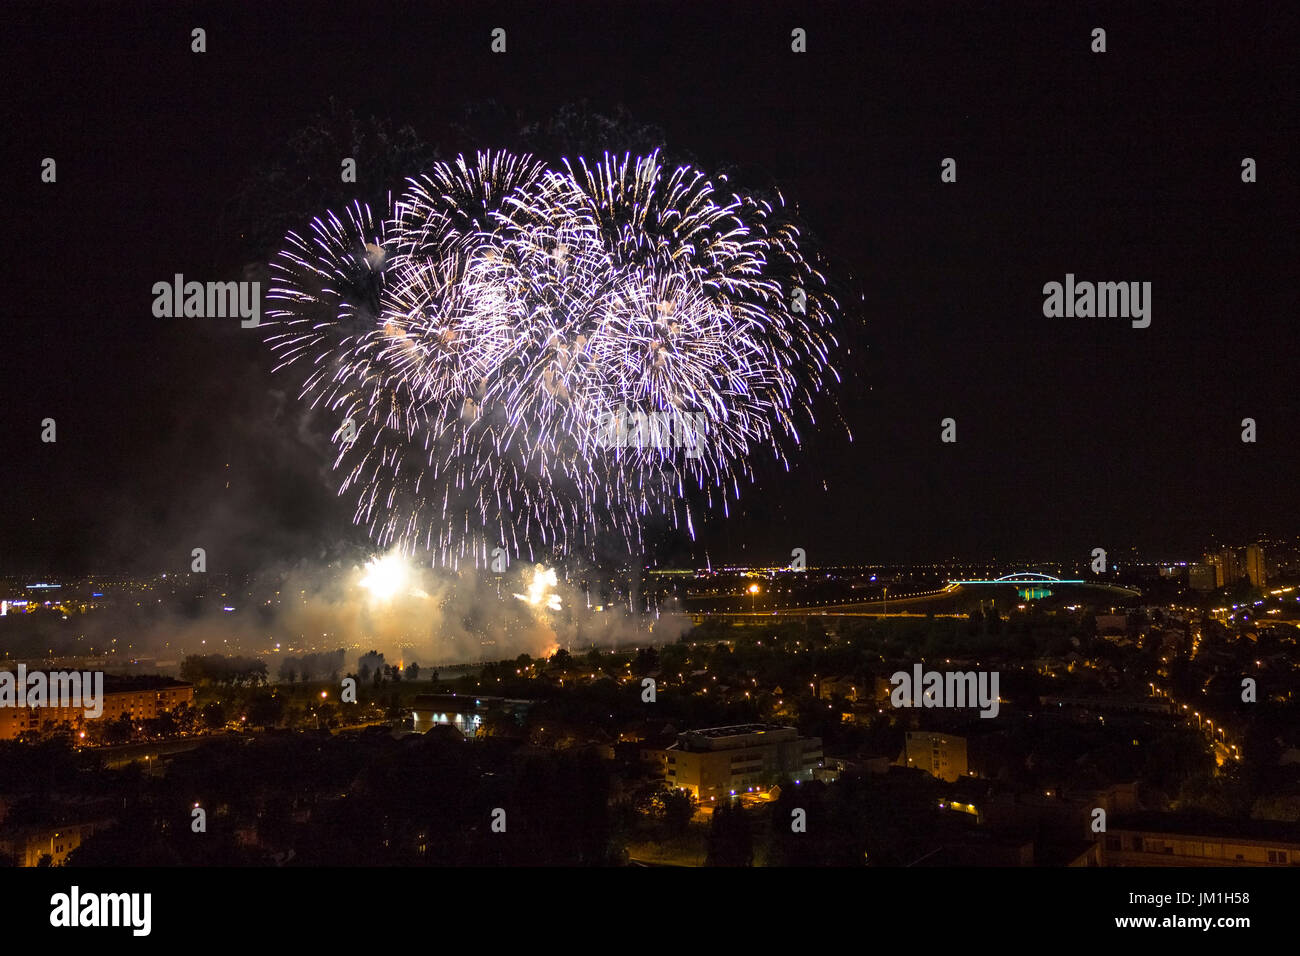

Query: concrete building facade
[900,731,969,782]
[666,724,822,802]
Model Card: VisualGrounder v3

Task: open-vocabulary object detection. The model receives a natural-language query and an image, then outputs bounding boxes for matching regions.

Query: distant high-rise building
[1208,548,1241,588]
[1245,544,1267,589]
[900,731,969,783]
[1203,552,1223,587]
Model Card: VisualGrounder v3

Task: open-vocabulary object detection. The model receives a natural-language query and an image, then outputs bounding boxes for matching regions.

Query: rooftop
[684,723,777,739]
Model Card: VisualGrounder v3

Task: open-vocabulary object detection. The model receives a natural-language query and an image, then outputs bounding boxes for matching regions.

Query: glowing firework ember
[267,150,842,566]
[513,564,562,612]
[358,553,409,601]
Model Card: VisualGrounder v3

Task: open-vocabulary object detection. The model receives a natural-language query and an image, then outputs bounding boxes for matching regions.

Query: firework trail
[266,150,841,567]
[514,564,562,612]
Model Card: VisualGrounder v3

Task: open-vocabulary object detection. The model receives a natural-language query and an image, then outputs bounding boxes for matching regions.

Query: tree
[1079,612,1098,639]
[986,606,1002,636]
[145,711,177,739]
[180,654,268,687]
[358,651,385,683]
[317,702,339,730]
[706,802,753,866]
[656,787,695,837]
[633,646,659,675]
[659,643,687,677]
[201,701,226,730]
[247,694,285,729]
[103,715,134,745]
[172,703,197,734]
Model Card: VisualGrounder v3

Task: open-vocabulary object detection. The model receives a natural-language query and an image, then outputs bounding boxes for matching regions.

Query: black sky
[2,0,1297,573]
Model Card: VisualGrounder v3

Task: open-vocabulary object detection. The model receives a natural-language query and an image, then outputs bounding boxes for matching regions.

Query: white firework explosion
[266,149,841,567]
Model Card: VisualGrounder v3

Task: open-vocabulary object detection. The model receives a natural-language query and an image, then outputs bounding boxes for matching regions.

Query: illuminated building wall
[1215,549,1241,587]
[409,694,533,737]
[0,821,106,867]
[411,695,483,736]
[901,731,968,783]
[0,681,194,741]
[666,724,822,802]
[818,676,861,702]
[1245,544,1267,589]
[1099,824,1299,867]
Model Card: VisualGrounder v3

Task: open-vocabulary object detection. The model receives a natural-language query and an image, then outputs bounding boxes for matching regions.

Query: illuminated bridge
[946,572,1085,600]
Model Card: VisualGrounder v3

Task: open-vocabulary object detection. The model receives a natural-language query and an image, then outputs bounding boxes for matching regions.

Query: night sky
[3,0,1296,573]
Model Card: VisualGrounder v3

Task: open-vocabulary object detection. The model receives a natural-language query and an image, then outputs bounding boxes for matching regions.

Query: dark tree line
[180,654,267,687]
[276,649,346,683]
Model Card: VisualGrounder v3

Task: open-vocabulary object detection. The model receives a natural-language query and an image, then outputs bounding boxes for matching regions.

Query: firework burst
[266,150,841,567]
